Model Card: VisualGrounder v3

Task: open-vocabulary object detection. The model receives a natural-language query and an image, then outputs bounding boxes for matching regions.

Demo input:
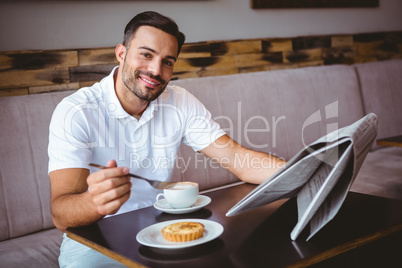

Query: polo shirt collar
[101,66,159,123]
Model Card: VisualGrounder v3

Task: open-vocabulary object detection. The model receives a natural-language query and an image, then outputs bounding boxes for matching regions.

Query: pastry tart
[161,222,205,242]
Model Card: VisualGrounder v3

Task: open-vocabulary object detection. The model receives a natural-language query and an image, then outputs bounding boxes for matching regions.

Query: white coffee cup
[156,182,199,209]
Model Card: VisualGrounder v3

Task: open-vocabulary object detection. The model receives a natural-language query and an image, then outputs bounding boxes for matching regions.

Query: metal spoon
[89,163,175,190]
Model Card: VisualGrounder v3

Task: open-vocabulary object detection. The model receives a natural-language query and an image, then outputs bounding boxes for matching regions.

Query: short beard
[121,60,167,102]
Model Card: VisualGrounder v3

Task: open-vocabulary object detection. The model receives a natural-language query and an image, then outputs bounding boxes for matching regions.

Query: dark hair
[123,11,185,56]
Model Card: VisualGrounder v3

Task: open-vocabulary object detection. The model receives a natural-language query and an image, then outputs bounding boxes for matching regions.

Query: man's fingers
[106,159,117,168]
[87,166,129,184]
[86,161,132,216]
[88,175,131,195]
[96,188,131,215]
[92,180,132,205]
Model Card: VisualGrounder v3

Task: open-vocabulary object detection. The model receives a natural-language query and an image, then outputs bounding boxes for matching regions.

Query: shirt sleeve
[48,99,92,173]
[178,88,226,151]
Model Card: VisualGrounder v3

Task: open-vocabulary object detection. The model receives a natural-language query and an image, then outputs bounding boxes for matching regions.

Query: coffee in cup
[156,182,199,209]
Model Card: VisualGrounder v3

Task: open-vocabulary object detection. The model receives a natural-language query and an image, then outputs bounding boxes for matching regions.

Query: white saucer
[153,195,211,214]
[136,219,223,249]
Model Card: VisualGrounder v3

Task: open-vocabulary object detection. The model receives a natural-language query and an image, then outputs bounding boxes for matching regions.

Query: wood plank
[353,32,402,59]
[0,68,69,89]
[262,39,293,53]
[239,65,270,74]
[196,67,238,77]
[234,52,282,68]
[179,51,211,59]
[173,56,235,72]
[356,40,385,55]
[297,60,324,68]
[172,67,238,80]
[284,48,322,64]
[292,36,331,50]
[322,46,356,65]
[29,82,80,94]
[79,81,99,88]
[0,50,78,72]
[78,48,117,66]
[331,35,354,48]
[179,42,211,59]
[269,63,299,71]
[353,57,379,64]
[391,53,402,60]
[171,71,199,81]
[356,40,400,59]
[171,59,200,72]
[210,40,262,56]
[353,32,385,43]
[70,64,116,83]
[0,87,28,97]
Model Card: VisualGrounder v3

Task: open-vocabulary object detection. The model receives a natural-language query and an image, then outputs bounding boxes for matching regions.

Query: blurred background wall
[0,0,401,51]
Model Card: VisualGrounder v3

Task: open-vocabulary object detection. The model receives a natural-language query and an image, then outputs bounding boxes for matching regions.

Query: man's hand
[87,160,132,215]
[49,159,132,232]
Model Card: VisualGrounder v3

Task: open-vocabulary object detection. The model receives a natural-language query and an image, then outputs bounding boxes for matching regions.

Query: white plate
[136,219,224,249]
[153,195,211,214]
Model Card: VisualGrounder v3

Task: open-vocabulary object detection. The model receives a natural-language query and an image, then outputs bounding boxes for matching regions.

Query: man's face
[121,26,178,102]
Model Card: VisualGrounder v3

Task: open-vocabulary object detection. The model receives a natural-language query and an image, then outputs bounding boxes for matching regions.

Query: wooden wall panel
[322,46,356,65]
[29,83,80,95]
[262,39,293,53]
[0,31,401,96]
[0,87,28,97]
[174,56,236,72]
[69,64,116,83]
[284,48,322,64]
[0,50,77,71]
[210,40,262,56]
[0,68,70,88]
[234,53,281,68]
[331,35,354,48]
[78,48,117,66]
[180,42,211,58]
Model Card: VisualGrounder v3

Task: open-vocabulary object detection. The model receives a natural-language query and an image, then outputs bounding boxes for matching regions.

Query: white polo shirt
[48,67,225,214]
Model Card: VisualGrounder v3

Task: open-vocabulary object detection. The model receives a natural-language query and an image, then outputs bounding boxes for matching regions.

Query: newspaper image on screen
[226,113,378,241]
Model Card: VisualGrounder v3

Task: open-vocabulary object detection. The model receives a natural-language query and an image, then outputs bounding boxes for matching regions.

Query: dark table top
[67,183,402,268]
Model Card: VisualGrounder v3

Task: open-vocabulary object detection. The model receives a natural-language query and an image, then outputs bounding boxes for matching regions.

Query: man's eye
[163,60,174,67]
[141,53,151,58]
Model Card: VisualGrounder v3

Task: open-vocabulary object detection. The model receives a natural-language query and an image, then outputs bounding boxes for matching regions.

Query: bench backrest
[354,59,402,150]
[0,91,74,241]
[171,64,365,188]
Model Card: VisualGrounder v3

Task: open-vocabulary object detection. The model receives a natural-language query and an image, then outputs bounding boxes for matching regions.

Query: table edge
[66,231,147,268]
[285,223,402,268]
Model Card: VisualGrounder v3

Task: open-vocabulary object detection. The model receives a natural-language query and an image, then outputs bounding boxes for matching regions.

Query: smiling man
[48,11,285,267]
[116,25,177,118]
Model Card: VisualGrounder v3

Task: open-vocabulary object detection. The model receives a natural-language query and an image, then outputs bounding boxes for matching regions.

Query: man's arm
[49,160,132,232]
[200,135,286,184]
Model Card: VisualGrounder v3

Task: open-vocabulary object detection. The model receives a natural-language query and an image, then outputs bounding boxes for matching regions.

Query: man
[49,11,285,267]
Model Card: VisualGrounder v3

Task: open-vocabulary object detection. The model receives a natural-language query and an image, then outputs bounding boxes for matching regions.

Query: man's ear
[115,44,126,64]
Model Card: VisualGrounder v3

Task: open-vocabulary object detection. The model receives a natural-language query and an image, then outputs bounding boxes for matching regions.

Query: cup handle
[156,193,165,202]
[156,193,170,208]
